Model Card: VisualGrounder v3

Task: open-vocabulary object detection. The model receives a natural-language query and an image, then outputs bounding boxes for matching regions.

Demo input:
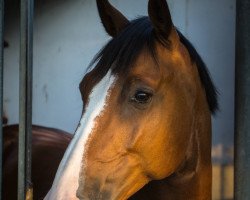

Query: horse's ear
[148,0,173,39]
[96,0,130,37]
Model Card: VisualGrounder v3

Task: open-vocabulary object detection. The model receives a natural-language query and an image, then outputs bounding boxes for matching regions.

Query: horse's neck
[131,93,212,200]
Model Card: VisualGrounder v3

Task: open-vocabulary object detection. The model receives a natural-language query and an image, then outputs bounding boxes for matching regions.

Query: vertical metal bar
[235,0,250,199]
[18,0,34,199]
[0,0,4,199]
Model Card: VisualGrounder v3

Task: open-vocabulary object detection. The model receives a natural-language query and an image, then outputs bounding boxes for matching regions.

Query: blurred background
[3,0,235,199]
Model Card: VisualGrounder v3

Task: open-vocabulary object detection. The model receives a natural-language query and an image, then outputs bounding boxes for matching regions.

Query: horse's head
[46,0,217,199]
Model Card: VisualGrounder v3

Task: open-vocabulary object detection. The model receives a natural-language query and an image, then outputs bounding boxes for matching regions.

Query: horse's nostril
[77,179,112,200]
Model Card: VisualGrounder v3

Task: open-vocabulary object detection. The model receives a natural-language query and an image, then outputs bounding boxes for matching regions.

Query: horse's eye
[131,91,152,104]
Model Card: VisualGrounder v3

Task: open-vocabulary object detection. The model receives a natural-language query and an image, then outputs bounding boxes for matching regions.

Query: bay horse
[45,0,217,199]
[3,0,218,199]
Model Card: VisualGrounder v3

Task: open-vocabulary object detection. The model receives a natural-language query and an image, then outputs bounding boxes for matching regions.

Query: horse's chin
[77,182,149,200]
[128,182,151,200]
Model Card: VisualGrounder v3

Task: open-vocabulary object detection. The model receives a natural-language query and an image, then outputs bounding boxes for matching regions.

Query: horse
[44,0,218,199]
[3,0,218,199]
[3,125,72,200]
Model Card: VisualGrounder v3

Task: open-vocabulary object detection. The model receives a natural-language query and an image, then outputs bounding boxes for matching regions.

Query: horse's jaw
[44,71,116,200]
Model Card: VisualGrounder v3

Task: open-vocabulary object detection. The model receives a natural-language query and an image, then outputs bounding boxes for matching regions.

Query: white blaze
[44,70,116,200]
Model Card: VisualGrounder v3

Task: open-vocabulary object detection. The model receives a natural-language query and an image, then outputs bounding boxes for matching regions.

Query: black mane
[177,31,218,114]
[88,17,218,114]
